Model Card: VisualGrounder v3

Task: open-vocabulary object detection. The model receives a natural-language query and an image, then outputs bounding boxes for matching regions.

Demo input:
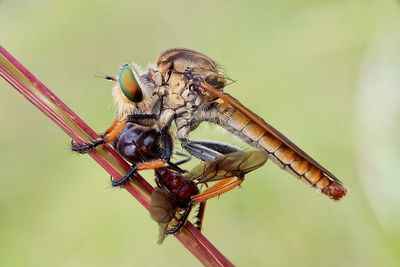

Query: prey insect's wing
[185,150,268,183]
[200,82,347,200]
[149,187,177,244]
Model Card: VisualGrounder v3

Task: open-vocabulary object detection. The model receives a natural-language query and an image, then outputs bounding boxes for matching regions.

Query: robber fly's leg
[181,139,241,162]
[111,163,138,187]
[173,151,192,166]
[127,113,158,127]
[194,201,207,231]
[191,176,245,204]
[185,69,205,94]
[165,205,193,235]
[72,113,159,154]
[161,126,173,160]
[111,159,168,187]
[189,140,241,155]
[71,118,128,154]
[161,125,182,171]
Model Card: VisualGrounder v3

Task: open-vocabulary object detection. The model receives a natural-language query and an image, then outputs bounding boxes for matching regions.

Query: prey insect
[150,149,267,243]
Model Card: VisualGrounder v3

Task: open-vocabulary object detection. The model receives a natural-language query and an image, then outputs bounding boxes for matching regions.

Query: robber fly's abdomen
[220,109,346,200]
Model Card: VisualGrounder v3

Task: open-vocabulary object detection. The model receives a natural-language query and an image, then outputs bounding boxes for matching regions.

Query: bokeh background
[1,1,400,266]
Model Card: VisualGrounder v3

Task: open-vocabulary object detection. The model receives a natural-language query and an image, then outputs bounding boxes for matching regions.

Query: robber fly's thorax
[149,50,227,139]
[147,68,204,134]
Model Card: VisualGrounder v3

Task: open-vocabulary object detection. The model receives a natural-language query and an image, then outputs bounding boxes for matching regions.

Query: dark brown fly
[149,150,268,243]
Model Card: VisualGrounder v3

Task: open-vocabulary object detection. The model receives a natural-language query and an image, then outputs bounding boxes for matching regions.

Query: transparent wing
[200,82,342,183]
[185,150,268,183]
[149,188,176,244]
[200,82,347,201]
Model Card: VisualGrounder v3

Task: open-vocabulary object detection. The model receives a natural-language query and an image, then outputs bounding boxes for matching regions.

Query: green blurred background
[1,0,400,266]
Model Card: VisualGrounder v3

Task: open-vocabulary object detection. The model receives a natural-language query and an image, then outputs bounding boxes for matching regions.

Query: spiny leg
[71,114,157,154]
[71,118,128,153]
[173,151,192,166]
[191,176,245,204]
[165,205,193,235]
[165,177,244,235]
[194,201,207,231]
[111,159,166,187]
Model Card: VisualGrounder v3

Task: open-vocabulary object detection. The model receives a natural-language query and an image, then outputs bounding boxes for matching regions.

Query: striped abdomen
[219,108,347,201]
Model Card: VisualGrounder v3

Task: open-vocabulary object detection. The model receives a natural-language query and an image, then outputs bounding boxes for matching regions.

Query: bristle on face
[112,83,138,119]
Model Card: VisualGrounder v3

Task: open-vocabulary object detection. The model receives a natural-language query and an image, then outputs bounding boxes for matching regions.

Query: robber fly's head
[113,63,156,118]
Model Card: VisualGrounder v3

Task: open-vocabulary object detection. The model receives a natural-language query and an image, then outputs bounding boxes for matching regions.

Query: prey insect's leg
[71,118,128,153]
[194,201,207,231]
[165,201,207,235]
[165,202,206,235]
[165,205,193,235]
[163,176,244,235]
[191,176,245,203]
[166,183,229,235]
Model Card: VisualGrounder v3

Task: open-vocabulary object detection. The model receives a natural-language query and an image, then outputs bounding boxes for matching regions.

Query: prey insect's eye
[118,64,143,103]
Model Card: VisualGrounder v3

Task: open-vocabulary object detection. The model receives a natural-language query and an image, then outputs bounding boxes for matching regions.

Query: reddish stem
[0,45,234,267]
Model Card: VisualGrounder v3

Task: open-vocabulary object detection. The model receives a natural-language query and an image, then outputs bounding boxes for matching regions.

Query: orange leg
[72,118,128,153]
[103,117,119,135]
[72,113,159,154]
[111,159,167,187]
[191,176,245,204]
[103,118,128,143]
[166,177,244,235]
[136,160,165,170]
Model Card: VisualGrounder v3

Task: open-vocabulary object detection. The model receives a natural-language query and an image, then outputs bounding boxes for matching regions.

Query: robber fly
[72,48,346,229]
[72,63,251,187]
[154,48,347,200]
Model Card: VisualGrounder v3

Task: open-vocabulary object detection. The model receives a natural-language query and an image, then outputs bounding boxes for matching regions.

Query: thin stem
[0,45,234,267]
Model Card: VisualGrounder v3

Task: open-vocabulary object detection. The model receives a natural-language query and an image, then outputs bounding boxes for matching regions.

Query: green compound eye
[118,64,143,103]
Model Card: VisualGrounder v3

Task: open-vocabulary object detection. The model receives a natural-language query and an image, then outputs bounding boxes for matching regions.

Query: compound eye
[118,64,143,103]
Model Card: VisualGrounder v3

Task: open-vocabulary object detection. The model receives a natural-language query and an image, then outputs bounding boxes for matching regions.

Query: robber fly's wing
[185,150,268,183]
[200,82,347,201]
